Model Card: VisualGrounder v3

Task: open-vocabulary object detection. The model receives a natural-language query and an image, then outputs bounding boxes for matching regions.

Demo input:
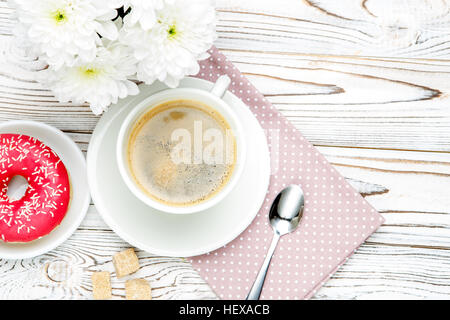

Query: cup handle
[210,75,231,98]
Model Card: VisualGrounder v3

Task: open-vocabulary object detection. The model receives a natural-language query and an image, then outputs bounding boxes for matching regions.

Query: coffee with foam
[127,100,237,206]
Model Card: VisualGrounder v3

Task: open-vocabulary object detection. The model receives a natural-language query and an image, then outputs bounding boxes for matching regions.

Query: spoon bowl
[269,185,304,235]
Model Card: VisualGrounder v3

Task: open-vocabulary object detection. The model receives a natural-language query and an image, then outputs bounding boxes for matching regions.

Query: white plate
[87,77,271,257]
[0,121,90,259]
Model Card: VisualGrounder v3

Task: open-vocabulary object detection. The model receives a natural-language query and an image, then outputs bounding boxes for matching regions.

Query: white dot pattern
[190,47,385,300]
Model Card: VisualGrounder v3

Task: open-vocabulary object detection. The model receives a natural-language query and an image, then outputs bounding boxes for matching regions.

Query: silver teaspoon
[246,184,305,300]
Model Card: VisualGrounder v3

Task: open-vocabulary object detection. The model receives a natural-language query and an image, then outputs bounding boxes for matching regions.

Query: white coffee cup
[117,76,246,214]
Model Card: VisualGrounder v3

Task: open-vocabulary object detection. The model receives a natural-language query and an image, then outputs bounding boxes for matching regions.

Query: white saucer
[87,77,271,257]
[0,121,90,259]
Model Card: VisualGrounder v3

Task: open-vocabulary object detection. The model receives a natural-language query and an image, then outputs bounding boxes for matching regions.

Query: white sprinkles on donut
[0,134,71,242]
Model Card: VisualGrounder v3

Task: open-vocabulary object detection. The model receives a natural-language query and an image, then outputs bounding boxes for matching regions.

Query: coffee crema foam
[127,100,237,206]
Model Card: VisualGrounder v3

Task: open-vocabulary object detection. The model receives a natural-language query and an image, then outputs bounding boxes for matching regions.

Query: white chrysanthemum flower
[120,0,216,88]
[39,42,139,115]
[10,0,121,69]
[111,0,174,30]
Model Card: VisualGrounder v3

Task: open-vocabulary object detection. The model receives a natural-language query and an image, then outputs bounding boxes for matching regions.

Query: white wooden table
[1,0,449,299]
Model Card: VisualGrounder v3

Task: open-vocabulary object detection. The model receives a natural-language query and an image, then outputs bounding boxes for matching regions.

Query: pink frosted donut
[0,134,71,242]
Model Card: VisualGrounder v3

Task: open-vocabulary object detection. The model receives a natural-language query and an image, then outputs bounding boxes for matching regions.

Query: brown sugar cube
[113,248,140,278]
[125,279,152,300]
[91,271,112,300]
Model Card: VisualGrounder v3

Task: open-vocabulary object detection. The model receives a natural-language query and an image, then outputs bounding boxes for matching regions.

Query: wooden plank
[215,0,450,59]
[223,50,450,152]
[315,244,450,299]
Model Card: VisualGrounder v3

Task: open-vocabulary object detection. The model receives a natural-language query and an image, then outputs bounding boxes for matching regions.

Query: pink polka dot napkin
[190,46,384,300]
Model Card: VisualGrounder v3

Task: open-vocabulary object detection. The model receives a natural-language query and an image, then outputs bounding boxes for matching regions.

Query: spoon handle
[246,232,281,300]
